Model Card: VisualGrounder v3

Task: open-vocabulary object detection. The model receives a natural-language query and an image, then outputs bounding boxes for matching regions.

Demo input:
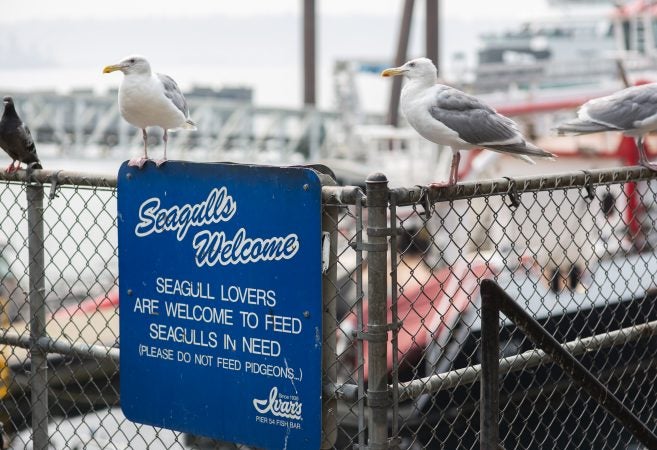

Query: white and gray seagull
[556,83,657,170]
[103,55,197,168]
[382,57,555,186]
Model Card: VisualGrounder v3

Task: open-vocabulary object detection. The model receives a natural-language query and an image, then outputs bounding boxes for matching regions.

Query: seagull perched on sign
[556,83,657,170]
[382,58,555,186]
[103,55,196,169]
[0,96,41,173]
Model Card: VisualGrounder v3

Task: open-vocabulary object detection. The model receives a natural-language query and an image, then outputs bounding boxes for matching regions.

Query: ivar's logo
[253,387,302,420]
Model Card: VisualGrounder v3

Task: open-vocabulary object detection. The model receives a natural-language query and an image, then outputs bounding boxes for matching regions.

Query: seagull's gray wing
[157,73,189,117]
[582,83,657,131]
[429,86,554,159]
[429,86,521,146]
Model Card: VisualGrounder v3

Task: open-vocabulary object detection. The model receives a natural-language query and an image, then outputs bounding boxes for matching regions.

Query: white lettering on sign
[164,302,233,325]
[134,187,237,241]
[133,186,302,267]
[242,337,280,356]
[133,297,159,315]
[265,314,302,334]
[193,228,299,267]
[148,323,218,348]
[156,277,215,299]
[245,361,295,379]
[253,387,302,420]
[220,284,276,307]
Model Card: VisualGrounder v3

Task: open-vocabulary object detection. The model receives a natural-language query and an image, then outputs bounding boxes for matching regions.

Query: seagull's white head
[381,57,437,82]
[103,55,151,76]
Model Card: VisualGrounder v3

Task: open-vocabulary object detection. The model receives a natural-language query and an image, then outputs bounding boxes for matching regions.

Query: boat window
[623,20,631,51]
[637,18,646,53]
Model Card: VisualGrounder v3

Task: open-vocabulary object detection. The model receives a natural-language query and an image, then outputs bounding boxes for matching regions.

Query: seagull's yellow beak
[102,64,122,74]
[381,67,405,77]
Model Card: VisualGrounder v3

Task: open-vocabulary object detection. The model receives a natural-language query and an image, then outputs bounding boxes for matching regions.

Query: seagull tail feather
[554,119,612,136]
[486,142,556,162]
[513,154,536,165]
[183,119,197,131]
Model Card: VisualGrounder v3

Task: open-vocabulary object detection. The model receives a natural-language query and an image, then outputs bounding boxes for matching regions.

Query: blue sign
[117,161,323,449]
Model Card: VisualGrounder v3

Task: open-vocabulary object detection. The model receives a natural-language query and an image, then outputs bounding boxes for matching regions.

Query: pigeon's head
[103,55,151,76]
[2,96,13,106]
[381,57,438,81]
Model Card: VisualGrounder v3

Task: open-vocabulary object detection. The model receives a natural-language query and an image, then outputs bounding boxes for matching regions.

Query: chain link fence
[0,166,656,449]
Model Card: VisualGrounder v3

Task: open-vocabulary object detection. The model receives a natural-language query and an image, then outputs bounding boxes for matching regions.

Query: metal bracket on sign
[321,231,330,274]
[354,321,403,342]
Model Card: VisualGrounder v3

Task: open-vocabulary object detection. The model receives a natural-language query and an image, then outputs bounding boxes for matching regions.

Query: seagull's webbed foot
[428,180,456,189]
[5,161,17,174]
[640,161,657,172]
[639,158,657,172]
[131,128,151,169]
[154,158,168,167]
[636,137,657,172]
[128,157,149,169]
[428,151,460,189]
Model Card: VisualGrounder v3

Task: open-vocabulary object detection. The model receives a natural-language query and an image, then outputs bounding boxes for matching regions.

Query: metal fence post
[365,173,390,449]
[480,284,500,450]
[27,183,48,450]
[321,176,338,449]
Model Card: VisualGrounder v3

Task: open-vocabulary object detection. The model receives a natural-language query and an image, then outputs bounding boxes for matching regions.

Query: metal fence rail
[480,279,657,450]
[0,165,656,449]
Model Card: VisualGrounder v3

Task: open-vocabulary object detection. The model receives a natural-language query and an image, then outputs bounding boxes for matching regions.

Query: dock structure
[6,89,357,164]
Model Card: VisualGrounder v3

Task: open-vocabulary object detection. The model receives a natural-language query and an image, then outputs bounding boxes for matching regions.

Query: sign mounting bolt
[127,289,133,296]
[303,311,310,318]
[303,184,309,191]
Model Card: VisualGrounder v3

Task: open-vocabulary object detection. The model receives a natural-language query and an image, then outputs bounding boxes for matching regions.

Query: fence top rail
[392,165,657,206]
[0,168,117,189]
[323,165,657,206]
[0,165,654,203]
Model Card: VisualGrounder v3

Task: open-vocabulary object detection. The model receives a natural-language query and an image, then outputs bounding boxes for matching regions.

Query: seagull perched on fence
[0,96,41,173]
[103,55,196,169]
[382,58,555,187]
[556,83,657,170]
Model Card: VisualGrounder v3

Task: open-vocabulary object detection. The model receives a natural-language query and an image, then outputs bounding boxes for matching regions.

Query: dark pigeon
[0,96,41,173]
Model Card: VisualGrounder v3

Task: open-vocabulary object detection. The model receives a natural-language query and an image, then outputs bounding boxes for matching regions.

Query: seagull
[556,83,657,170]
[382,58,555,187]
[103,55,196,168]
[0,96,41,173]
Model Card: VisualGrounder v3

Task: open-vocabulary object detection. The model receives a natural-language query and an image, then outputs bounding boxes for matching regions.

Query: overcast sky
[0,0,552,23]
[0,0,613,108]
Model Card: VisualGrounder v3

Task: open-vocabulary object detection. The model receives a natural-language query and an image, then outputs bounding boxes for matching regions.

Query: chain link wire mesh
[0,167,656,449]
[0,177,199,449]
[332,169,657,450]
[386,174,657,449]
